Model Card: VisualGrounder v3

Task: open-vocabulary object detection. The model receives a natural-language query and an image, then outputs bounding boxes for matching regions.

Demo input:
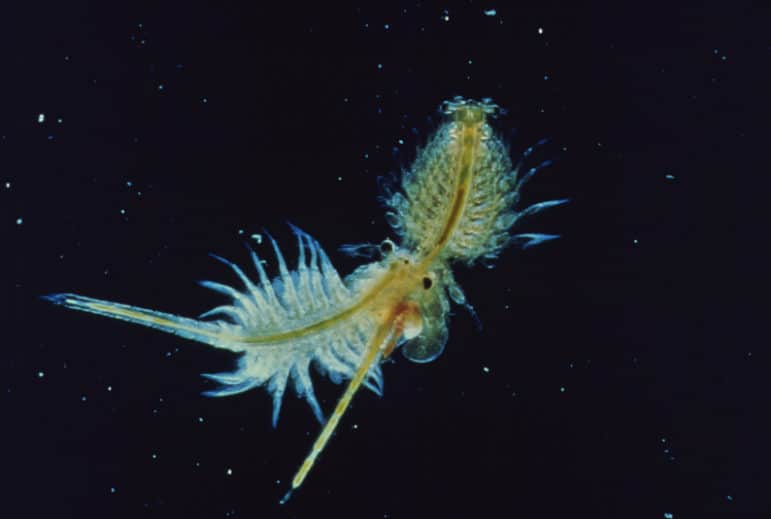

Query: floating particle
[4,182,10,189]
[110,487,116,494]
[559,386,566,393]
[537,27,544,35]
[663,514,673,519]
[250,233,262,244]
[482,366,490,373]
[483,9,497,16]
[37,371,45,378]
[665,174,675,180]
[197,416,205,423]
[37,113,45,123]
[226,468,233,476]
[16,217,24,225]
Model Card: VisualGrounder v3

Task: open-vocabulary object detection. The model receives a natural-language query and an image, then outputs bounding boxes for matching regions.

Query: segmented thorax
[385,97,519,267]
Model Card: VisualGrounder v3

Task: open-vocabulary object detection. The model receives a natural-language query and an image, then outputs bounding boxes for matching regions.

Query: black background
[2,2,767,518]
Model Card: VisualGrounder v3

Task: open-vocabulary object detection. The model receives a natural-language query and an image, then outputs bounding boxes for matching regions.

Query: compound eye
[380,239,394,255]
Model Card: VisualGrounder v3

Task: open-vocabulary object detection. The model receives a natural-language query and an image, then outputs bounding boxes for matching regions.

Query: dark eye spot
[422,277,432,290]
[380,240,394,254]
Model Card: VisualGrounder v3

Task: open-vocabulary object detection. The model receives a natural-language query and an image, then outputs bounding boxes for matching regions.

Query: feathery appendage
[45,226,385,427]
[383,96,568,267]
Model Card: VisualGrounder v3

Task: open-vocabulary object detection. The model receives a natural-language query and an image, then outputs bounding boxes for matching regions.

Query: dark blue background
[2,2,767,518]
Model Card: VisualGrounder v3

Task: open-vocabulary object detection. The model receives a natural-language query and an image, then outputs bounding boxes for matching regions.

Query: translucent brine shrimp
[44,97,567,503]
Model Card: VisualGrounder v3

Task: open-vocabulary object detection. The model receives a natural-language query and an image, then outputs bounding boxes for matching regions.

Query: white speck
[110,487,116,494]
[226,468,233,476]
[120,209,126,215]
[559,386,566,393]
[57,117,63,124]
[660,437,667,443]
[201,97,208,103]
[726,495,733,501]
[663,514,673,519]
[377,63,383,70]
[16,217,23,225]
[37,113,45,123]
[37,371,45,378]
[442,9,450,22]
[250,233,262,244]
[482,366,490,373]
[126,180,133,187]
[537,27,544,35]
[237,229,244,235]
[197,416,204,423]
[384,23,390,30]
[151,453,157,459]
[467,58,473,65]
[484,9,497,16]
[665,174,675,180]
[81,395,87,402]
[337,176,343,181]
[633,239,639,245]
[157,84,164,91]
[107,385,113,392]
[64,55,70,61]
[4,182,10,189]
[352,423,358,429]
[543,74,549,81]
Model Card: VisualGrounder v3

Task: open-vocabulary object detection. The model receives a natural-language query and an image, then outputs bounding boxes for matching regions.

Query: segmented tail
[45,226,385,427]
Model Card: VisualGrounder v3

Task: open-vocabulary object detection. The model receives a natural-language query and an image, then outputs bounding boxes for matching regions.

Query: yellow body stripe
[280,317,396,504]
